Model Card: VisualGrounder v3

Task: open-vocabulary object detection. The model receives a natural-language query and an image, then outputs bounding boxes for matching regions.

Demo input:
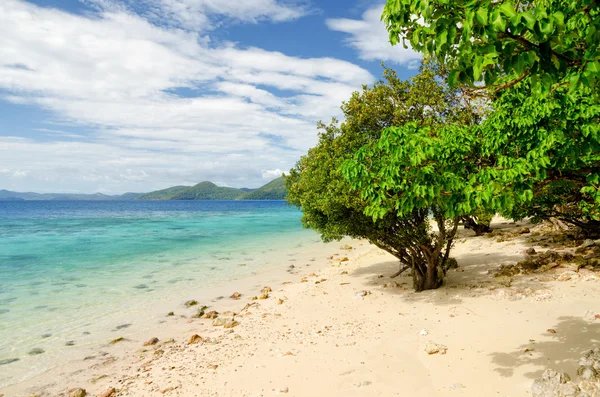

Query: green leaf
[475,7,488,25]
[498,2,516,18]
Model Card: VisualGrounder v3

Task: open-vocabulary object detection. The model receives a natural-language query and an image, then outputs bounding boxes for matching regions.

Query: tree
[287,64,482,290]
[480,82,600,236]
[342,123,491,290]
[382,0,600,96]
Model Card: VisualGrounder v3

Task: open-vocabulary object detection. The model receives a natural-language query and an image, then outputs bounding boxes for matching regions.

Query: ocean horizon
[0,200,322,387]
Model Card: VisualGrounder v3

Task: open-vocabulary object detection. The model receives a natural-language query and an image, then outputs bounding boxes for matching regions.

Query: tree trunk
[412,258,445,292]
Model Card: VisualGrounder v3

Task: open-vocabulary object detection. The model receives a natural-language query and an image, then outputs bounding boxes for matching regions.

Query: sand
[2,220,600,397]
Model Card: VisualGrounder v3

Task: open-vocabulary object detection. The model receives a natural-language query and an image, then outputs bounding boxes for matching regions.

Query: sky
[0,0,420,194]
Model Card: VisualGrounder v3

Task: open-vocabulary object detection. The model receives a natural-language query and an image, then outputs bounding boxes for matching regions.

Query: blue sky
[0,0,420,194]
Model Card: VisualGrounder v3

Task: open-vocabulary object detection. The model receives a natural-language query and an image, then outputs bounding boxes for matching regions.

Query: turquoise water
[0,200,319,386]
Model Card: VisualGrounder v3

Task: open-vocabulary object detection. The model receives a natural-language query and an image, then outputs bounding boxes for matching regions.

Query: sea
[0,200,323,387]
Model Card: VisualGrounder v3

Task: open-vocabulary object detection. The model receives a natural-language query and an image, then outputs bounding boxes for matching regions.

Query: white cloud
[326,6,421,66]
[262,169,285,180]
[86,0,310,31]
[0,0,375,194]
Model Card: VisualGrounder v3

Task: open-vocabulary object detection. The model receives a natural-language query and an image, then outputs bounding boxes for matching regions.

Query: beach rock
[184,300,198,307]
[28,348,45,355]
[188,334,205,345]
[68,388,87,397]
[424,341,447,355]
[340,257,349,262]
[547,329,557,334]
[582,240,597,248]
[109,337,125,345]
[212,317,232,327]
[526,248,538,255]
[446,258,459,269]
[261,286,272,294]
[532,369,575,397]
[277,298,284,305]
[166,311,174,316]
[259,293,269,300]
[223,319,239,329]
[144,337,159,346]
[192,306,208,318]
[203,310,219,319]
[230,292,242,300]
[354,290,371,299]
[558,271,579,282]
[491,264,521,277]
[98,387,116,397]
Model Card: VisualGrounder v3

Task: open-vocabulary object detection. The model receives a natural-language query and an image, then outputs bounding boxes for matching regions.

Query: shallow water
[0,200,320,386]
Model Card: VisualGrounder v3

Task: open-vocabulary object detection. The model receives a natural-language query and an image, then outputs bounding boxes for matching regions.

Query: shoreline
[2,220,600,396]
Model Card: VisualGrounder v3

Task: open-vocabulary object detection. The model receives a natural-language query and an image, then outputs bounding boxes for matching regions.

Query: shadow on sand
[489,316,600,379]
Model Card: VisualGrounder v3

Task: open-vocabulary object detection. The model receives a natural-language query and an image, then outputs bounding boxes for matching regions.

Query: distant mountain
[238,177,286,200]
[134,186,190,200]
[137,177,287,201]
[0,189,142,201]
[0,177,287,202]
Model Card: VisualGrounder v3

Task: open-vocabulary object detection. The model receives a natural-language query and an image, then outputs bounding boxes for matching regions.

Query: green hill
[0,189,141,201]
[238,177,286,200]
[136,177,287,201]
[135,186,190,200]
[168,182,243,200]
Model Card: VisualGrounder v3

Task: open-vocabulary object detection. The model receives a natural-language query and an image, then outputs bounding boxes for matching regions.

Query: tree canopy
[382,0,600,96]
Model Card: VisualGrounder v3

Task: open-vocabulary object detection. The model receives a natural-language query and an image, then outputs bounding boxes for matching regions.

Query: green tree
[480,82,600,235]
[382,0,600,96]
[287,64,482,289]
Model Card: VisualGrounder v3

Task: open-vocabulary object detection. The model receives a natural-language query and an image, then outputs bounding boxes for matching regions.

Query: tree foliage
[382,0,600,96]
[287,64,482,290]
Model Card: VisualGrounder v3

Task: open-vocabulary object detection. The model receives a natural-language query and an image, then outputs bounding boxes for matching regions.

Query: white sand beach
[3,220,600,397]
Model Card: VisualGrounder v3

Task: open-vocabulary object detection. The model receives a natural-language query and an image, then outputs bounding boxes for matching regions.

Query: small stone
[230,292,242,300]
[207,364,218,370]
[68,388,87,397]
[259,293,269,300]
[341,271,348,275]
[212,317,230,327]
[28,348,45,355]
[526,248,537,255]
[184,300,198,307]
[144,337,159,346]
[289,265,295,269]
[166,311,174,316]
[261,286,272,294]
[547,329,557,334]
[424,341,447,355]
[355,290,371,299]
[383,281,400,288]
[98,387,116,397]
[223,320,240,329]
[109,337,125,345]
[203,310,219,319]
[582,239,596,248]
[418,329,429,336]
[277,387,289,394]
[188,334,205,345]
[65,340,76,346]
[340,257,349,262]
[277,299,284,305]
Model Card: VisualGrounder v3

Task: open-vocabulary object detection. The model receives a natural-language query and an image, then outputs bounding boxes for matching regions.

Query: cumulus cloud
[261,169,285,180]
[0,0,375,193]
[326,6,421,66]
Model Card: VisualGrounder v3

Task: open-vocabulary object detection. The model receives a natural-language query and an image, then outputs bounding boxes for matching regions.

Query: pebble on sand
[98,387,116,397]
[424,341,447,355]
[144,337,159,346]
[68,388,87,397]
[230,292,242,300]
